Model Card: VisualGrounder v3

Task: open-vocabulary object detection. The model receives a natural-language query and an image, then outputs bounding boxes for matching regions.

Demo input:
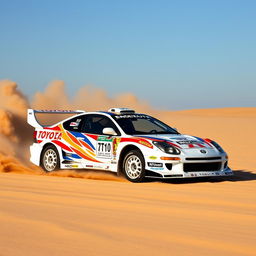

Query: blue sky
[0,0,255,110]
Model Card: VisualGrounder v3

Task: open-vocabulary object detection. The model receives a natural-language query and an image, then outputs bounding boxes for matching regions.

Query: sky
[0,0,255,110]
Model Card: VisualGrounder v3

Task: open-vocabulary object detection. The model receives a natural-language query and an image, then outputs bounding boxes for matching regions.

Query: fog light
[165,163,173,170]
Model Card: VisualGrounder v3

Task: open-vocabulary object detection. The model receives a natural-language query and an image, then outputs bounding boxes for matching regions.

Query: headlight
[152,141,180,155]
[211,141,224,153]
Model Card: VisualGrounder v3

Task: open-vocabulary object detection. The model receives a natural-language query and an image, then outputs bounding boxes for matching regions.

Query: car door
[80,114,121,169]
[62,115,87,164]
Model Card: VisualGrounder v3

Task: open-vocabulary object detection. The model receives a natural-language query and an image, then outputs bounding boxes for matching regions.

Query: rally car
[27,108,233,182]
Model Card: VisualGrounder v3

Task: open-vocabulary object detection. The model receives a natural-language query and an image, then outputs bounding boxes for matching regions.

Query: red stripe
[120,138,153,148]
[52,140,72,152]
[188,144,194,148]
[67,131,82,146]
[85,134,98,140]
[166,141,181,149]
[120,138,137,143]
[137,136,164,142]
[204,139,213,147]
[46,126,61,131]
[79,139,94,152]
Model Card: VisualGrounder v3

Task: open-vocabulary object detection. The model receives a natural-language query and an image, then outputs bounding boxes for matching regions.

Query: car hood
[138,134,213,149]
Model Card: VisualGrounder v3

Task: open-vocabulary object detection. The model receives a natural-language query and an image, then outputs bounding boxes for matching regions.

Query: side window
[81,114,120,135]
[63,116,84,132]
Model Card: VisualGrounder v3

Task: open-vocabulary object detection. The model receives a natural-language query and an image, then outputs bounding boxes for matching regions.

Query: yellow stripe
[59,125,98,161]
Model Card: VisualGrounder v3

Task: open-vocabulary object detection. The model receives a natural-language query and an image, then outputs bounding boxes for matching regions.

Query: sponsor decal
[186,171,227,177]
[149,156,157,160]
[113,137,121,156]
[98,136,113,142]
[138,140,153,148]
[176,140,198,145]
[70,122,79,127]
[93,165,104,169]
[65,164,78,168]
[200,149,207,154]
[86,165,110,170]
[97,136,113,158]
[111,160,117,164]
[148,162,163,167]
[115,114,150,119]
[149,167,164,171]
[38,131,62,140]
[169,137,187,140]
[70,119,82,127]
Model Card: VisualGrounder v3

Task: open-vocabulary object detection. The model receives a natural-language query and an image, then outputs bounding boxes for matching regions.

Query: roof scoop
[108,108,135,114]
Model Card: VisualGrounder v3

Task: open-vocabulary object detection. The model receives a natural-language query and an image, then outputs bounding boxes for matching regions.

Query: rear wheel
[123,150,145,182]
[41,145,60,172]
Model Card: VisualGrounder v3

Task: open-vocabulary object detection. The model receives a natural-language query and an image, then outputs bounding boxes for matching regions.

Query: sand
[0,107,255,256]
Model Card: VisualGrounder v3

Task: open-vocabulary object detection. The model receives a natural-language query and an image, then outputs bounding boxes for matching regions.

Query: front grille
[184,162,222,172]
[185,157,221,161]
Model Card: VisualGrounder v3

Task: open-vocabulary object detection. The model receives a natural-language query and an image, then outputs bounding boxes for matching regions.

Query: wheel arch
[40,143,62,167]
[117,144,144,175]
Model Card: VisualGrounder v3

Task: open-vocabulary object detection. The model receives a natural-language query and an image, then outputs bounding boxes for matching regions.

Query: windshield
[113,114,179,135]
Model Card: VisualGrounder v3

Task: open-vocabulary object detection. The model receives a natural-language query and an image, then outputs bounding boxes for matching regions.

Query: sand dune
[0,171,256,256]
[0,80,255,255]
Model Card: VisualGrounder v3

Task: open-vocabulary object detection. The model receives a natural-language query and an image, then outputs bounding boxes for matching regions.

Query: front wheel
[41,145,60,172]
[123,150,145,182]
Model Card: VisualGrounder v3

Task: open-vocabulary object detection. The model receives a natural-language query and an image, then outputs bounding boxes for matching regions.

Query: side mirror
[103,127,117,136]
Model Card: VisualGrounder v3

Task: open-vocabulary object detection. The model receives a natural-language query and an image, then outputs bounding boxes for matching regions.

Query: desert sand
[0,80,255,256]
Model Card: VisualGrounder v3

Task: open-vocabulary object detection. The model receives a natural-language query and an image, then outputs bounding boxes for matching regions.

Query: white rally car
[27,108,233,182]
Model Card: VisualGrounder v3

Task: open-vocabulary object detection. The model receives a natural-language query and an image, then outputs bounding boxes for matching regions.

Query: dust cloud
[0,79,149,181]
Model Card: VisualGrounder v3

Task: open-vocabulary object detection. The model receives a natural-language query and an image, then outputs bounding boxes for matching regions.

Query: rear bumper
[29,143,42,166]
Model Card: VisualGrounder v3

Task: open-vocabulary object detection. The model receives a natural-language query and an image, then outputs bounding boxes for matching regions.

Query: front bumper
[146,166,233,179]
[181,167,233,178]
[145,150,232,179]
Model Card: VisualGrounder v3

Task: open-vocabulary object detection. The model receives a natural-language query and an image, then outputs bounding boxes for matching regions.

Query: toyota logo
[200,149,207,154]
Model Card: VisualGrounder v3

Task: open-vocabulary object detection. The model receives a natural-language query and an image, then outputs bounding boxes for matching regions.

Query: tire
[41,145,60,172]
[123,150,145,182]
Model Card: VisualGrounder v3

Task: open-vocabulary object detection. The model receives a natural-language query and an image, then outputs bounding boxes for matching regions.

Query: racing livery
[27,108,233,182]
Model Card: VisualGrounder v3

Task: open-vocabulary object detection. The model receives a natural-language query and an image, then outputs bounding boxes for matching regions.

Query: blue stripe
[63,156,72,161]
[137,135,166,141]
[70,131,95,150]
[192,136,204,142]
[71,154,82,159]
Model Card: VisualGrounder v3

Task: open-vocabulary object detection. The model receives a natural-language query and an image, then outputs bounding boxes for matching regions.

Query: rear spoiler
[27,109,85,128]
